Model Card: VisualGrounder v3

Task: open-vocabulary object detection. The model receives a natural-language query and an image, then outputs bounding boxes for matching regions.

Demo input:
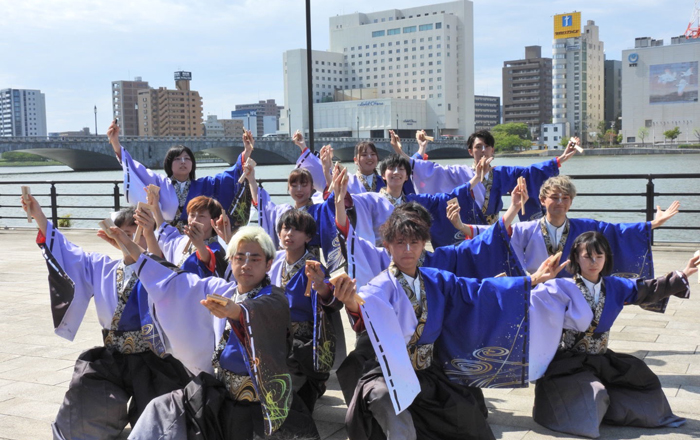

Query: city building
[551,13,605,144]
[203,115,245,138]
[0,88,47,137]
[604,59,622,127]
[502,46,552,140]
[235,99,284,134]
[280,0,474,139]
[136,72,204,137]
[203,115,225,137]
[621,36,699,145]
[230,110,277,137]
[474,95,500,131]
[111,77,150,136]
[540,122,568,150]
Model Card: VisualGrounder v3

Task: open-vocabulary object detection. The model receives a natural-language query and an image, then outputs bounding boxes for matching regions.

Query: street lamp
[287,108,291,138]
[94,105,98,136]
[396,113,399,133]
[357,115,360,138]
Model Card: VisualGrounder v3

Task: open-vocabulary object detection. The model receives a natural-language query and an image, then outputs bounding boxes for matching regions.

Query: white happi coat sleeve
[528,278,593,380]
[511,220,548,274]
[155,222,189,264]
[296,149,327,192]
[134,253,237,375]
[41,221,120,340]
[350,192,395,246]
[359,271,421,414]
[119,145,179,221]
[343,223,391,287]
[411,158,474,194]
[257,187,292,250]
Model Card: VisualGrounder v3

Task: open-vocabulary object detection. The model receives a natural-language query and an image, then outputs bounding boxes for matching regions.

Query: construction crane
[686,0,700,39]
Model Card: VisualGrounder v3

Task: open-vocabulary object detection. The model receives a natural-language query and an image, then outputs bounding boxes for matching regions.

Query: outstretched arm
[107,120,122,161]
[245,160,258,203]
[650,200,680,229]
[682,252,700,278]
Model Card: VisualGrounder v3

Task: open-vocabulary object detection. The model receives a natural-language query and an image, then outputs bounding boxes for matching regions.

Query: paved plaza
[0,227,698,440]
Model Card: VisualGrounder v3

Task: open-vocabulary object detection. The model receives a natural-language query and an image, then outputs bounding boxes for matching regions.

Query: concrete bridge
[0,136,471,171]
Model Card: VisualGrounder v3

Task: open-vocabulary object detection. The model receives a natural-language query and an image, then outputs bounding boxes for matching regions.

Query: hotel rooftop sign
[554,12,581,39]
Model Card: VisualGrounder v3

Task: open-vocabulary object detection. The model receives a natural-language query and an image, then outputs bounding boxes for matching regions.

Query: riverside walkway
[0,227,698,440]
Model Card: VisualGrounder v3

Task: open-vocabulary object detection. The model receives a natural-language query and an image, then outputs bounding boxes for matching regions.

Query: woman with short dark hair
[533,232,697,438]
[107,121,253,232]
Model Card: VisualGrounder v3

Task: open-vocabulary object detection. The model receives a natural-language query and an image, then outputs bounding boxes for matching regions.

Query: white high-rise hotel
[0,88,47,137]
[281,0,474,138]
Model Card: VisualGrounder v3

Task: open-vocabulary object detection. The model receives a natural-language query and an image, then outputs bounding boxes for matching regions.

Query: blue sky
[1,0,688,133]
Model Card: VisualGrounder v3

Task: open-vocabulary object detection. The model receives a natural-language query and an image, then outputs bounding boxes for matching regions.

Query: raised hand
[293,130,306,151]
[212,215,232,244]
[201,296,242,320]
[531,254,569,286]
[333,275,359,313]
[416,130,429,156]
[651,200,680,229]
[389,130,409,159]
[559,137,581,164]
[320,144,333,185]
[107,120,121,159]
[20,193,48,236]
[446,201,472,238]
[242,129,254,158]
[682,251,700,278]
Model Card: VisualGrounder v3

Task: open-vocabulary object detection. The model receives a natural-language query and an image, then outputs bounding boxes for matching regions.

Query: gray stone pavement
[0,227,699,440]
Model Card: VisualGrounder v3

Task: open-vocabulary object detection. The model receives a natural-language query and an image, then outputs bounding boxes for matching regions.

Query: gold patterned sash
[391,264,433,370]
[103,265,151,354]
[559,276,608,354]
[539,217,570,256]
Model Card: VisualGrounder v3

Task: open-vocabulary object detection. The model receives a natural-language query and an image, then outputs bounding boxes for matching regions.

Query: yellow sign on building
[554,12,581,39]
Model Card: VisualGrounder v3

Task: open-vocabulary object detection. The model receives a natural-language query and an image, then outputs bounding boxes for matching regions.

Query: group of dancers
[21,120,697,440]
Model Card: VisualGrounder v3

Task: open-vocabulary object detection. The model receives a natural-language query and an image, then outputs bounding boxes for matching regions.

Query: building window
[372,30,385,37]
[403,26,417,33]
[419,24,433,31]
[388,28,400,35]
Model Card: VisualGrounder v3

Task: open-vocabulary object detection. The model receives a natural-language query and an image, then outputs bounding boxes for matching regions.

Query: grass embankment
[0,160,62,167]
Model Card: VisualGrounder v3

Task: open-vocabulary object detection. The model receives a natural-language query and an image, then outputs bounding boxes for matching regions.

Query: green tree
[1,151,49,162]
[604,129,617,146]
[693,128,700,143]
[597,120,607,139]
[559,137,569,148]
[637,127,649,146]
[491,123,532,151]
[663,126,681,142]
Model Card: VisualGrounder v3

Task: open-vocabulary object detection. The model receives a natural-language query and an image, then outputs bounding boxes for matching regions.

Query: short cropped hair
[287,168,314,189]
[163,145,196,180]
[113,206,137,228]
[354,141,378,158]
[379,154,412,179]
[393,202,432,227]
[226,225,276,262]
[467,130,495,150]
[567,231,613,277]
[380,201,431,244]
[539,175,577,200]
[277,209,317,238]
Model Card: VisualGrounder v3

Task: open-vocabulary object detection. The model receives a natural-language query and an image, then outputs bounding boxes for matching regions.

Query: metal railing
[1,174,699,243]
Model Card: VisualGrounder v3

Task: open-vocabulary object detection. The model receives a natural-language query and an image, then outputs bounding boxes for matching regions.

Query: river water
[1,153,699,243]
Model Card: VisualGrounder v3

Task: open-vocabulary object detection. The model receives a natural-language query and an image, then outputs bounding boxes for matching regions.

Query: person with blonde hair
[111,225,320,439]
